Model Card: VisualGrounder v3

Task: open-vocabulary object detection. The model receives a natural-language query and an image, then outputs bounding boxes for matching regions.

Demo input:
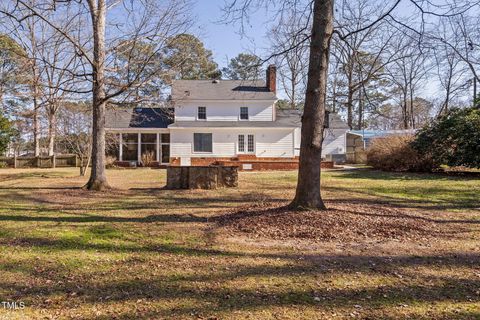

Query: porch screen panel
[141,134,157,161]
[160,133,170,164]
[122,133,138,161]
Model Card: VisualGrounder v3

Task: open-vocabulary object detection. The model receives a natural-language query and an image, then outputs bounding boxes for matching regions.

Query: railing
[0,155,79,168]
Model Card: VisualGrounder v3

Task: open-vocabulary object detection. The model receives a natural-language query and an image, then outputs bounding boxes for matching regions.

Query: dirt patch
[215,201,473,242]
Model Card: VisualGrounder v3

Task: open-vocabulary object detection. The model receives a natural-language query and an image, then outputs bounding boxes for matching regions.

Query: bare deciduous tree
[1,0,192,190]
[223,0,480,210]
[270,11,309,109]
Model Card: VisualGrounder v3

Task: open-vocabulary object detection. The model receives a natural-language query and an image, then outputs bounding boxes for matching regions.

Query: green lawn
[0,167,479,319]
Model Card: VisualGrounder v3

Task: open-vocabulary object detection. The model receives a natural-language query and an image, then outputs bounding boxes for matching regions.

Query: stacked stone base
[166,166,238,189]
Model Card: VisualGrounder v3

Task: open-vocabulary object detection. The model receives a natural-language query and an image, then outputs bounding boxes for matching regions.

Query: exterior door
[238,134,255,154]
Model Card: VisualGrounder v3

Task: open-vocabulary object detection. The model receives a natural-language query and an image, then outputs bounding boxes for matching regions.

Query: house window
[240,107,249,120]
[197,106,206,120]
[238,135,245,152]
[247,134,254,153]
[238,134,254,153]
[193,133,212,152]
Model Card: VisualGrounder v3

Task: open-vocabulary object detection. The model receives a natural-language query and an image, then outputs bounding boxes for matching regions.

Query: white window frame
[237,134,255,154]
[239,106,249,121]
[197,106,207,120]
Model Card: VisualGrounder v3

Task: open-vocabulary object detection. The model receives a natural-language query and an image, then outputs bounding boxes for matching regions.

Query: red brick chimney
[266,64,276,93]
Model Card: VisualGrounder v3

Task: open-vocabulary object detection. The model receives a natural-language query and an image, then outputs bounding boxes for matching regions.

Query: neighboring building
[346,129,416,163]
[106,65,349,168]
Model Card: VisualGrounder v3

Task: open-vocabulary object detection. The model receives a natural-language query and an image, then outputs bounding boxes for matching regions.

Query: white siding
[175,101,274,122]
[322,129,346,155]
[256,130,293,157]
[293,127,347,156]
[170,128,294,158]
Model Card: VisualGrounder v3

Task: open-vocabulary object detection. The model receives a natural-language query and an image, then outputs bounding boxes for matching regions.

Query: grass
[0,167,479,319]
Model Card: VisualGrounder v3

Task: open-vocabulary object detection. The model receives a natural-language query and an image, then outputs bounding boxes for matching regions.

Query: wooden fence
[0,155,78,168]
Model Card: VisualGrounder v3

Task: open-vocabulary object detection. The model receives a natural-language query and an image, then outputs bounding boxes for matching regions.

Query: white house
[105,65,349,168]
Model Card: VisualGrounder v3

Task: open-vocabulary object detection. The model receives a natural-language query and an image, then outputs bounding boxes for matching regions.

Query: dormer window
[240,107,249,120]
[197,106,206,120]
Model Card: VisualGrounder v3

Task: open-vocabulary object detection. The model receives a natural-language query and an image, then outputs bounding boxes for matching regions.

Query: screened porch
[112,131,170,165]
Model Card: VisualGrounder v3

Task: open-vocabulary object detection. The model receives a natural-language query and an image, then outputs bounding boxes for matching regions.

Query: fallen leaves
[215,201,472,242]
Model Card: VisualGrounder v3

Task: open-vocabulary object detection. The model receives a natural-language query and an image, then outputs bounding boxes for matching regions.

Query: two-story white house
[106,65,349,169]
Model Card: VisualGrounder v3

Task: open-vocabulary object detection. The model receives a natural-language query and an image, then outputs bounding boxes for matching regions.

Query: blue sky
[192,1,270,69]
[189,1,470,102]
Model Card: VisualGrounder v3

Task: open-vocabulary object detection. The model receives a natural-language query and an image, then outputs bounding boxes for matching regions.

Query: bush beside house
[412,107,480,169]
[366,135,436,172]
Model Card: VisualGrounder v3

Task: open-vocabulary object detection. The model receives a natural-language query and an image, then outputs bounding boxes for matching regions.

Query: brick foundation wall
[114,161,168,169]
[169,156,334,171]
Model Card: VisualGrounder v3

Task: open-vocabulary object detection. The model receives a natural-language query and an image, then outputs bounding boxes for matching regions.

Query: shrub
[367,135,436,172]
[140,151,156,167]
[105,155,117,169]
[412,107,480,169]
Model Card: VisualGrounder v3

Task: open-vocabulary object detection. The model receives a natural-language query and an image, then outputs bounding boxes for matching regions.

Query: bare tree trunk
[402,90,409,129]
[291,79,296,109]
[85,0,109,191]
[47,109,56,156]
[444,86,450,114]
[33,98,40,156]
[409,86,415,129]
[347,88,354,129]
[332,75,337,113]
[357,89,363,130]
[32,63,41,157]
[290,0,333,210]
[28,16,41,157]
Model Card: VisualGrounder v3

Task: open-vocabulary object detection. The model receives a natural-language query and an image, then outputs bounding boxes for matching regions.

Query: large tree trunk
[85,0,109,191]
[289,0,333,210]
[47,109,56,156]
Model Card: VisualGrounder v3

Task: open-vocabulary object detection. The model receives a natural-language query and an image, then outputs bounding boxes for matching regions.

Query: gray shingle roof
[105,108,174,129]
[171,80,277,101]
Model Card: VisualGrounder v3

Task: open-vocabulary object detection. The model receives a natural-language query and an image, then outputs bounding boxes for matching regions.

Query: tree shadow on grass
[323,198,480,224]
[0,212,209,224]
[0,187,286,215]
[324,185,480,211]
[330,169,480,181]
[0,171,72,182]
[1,246,480,319]
[0,186,82,190]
